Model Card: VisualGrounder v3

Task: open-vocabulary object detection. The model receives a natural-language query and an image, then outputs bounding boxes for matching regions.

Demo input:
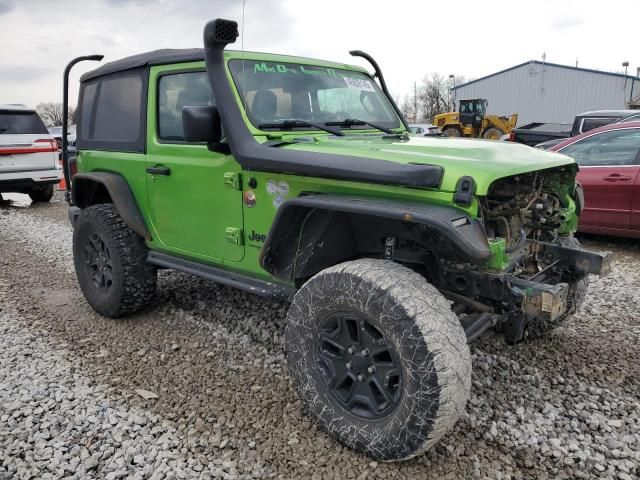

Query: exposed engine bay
[480,166,578,254]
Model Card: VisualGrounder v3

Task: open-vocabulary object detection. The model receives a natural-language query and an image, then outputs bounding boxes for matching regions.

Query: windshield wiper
[325,118,393,134]
[258,120,344,136]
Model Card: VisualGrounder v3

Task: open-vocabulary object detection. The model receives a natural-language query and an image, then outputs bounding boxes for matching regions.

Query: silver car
[409,123,440,136]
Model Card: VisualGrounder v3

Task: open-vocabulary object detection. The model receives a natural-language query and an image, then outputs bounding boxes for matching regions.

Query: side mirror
[182,105,222,143]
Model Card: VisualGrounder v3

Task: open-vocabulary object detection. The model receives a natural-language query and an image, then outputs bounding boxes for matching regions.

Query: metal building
[452,60,640,126]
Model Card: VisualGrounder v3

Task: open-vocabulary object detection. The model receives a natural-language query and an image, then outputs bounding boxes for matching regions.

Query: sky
[1,0,639,108]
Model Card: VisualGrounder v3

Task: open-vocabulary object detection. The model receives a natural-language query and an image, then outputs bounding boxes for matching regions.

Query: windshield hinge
[454,175,476,206]
[224,172,242,190]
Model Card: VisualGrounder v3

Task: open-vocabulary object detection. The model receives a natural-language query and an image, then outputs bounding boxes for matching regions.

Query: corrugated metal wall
[453,62,640,126]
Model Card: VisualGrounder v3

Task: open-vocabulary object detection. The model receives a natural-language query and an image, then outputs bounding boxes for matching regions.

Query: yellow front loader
[433,99,518,140]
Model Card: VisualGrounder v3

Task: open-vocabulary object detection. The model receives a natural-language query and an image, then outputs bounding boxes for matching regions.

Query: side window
[560,128,640,166]
[92,75,143,141]
[580,117,614,133]
[79,83,97,137]
[158,71,213,142]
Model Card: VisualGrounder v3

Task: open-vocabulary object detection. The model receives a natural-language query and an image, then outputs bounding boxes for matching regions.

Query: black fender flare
[71,172,151,241]
[260,194,491,281]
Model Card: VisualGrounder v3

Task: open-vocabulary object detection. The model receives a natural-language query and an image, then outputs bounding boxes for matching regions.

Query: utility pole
[623,61,629,91]
[449,74,455,111]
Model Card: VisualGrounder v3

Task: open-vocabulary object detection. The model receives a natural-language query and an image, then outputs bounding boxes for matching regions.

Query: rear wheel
[482,127,504,140]
[73,203,156,318]
[442,126,462,137]
[28,184,54,203]
[285,259,471,461]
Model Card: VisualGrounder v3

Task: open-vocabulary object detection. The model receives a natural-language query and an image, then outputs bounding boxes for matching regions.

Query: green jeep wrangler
[63,19,610,461]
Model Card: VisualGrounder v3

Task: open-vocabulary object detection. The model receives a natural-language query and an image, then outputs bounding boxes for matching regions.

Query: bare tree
[36,102,76,127]
[416,73,450,122]
[401,74,469,122]
[400,93,417,123]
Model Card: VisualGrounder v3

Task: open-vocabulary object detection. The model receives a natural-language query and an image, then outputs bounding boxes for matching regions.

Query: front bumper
[446,240,612,343]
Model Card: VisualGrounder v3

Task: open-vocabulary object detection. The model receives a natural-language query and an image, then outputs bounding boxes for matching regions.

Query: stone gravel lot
[1,193,639,480]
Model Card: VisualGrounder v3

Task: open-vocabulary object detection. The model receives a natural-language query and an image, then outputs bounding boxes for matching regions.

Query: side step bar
[147,251,294,301]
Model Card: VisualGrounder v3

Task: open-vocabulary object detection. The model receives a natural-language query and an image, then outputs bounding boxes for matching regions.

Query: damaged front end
[444,166,612,344]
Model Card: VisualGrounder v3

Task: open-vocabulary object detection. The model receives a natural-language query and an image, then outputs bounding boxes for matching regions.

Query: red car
[550,121,640,238]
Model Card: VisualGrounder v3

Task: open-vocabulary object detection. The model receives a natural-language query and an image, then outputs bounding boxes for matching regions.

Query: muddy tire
[73,203,156,318]
[528,236,589,338]
[28,184,54,203]
[285,259,471,461]
[482,127,504,140]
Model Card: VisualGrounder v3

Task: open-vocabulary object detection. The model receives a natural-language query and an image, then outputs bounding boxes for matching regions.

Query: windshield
[618,113,640,123]
[228,59,401,132]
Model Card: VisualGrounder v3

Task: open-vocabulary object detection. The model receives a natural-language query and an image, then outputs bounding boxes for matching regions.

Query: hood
[281,135,576,195]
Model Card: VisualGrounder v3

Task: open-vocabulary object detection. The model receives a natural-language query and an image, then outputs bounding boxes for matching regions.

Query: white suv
[0,105,61,202]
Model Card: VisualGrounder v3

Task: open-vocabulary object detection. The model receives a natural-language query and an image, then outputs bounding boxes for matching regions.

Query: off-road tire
[442,126,462,137]
[73,203,156,318]
[285,259,471,461]
[482,127,504,140]
[28,184,54,203]
[527,235,589,338]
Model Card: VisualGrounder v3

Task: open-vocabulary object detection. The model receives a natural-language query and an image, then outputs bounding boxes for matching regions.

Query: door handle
[146,165,171,176]
[603,173,632,181]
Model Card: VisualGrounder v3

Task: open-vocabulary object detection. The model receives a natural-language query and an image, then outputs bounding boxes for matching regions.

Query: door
[146,69,244,262]
[632,169,640,231]
[560,127,640,230]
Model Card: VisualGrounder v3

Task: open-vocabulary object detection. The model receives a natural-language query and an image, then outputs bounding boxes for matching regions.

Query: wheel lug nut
[347,347,355,355]
[345,361,352,370]
[357,374,364,381]
[361,349,369,356]
[367,365,376,374]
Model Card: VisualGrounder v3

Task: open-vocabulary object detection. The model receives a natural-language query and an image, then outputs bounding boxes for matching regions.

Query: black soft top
[80,49,205,82]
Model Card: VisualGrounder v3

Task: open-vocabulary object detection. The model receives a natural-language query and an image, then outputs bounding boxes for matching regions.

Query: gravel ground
[1,192,639,479]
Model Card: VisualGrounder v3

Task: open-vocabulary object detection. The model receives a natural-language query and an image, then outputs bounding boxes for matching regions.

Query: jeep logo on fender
[248,230,267,243]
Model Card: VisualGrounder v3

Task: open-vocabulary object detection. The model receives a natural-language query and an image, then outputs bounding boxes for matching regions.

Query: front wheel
[482,127,504,140]
[73,203,157,318]
[285,259,471,461]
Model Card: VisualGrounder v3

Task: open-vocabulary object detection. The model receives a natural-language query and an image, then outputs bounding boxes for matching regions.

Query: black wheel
[316,311,404,420]
[285,259,471,461]
[442,126,462,137]
[73,204,156,318]
[28,184,54,202]
[527,235,589,338]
